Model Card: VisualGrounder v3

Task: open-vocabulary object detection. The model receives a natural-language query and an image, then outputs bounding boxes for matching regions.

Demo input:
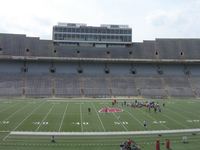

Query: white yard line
[4,103,30,121]
[125,109,144,127]
[92,103,106,131]
[13,101,46,131]
[165,107,191,120]
[112,112,128,131]
[80,103,83,132]
[103,103,128,131]
[175,107,200,118]
[35,104,55,131]
[0,103,19,113]
[162,114,188,128]
[138,109,170,129]
[58,104,69,132]
[3,101,46,141]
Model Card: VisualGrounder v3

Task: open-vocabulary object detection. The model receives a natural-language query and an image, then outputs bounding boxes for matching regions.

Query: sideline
[10,128,200,136]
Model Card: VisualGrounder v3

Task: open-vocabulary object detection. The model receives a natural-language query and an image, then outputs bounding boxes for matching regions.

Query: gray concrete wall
[1,33,200,59]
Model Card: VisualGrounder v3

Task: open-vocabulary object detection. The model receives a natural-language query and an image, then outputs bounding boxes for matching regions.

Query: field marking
[35,104,55,131]
[3,103,30,121]
[92,103,106,131]
[138,109,170,129]
[80,103,83,132]
[10,128,200,136]
[58,104,69,132]
[2,101,46,141]
[33,122,48,125]
[153,121,167,125]
[170,104,200,119]
[165,107,197,127]
[12,101,46,131]
[102,103,128,131]
[161,113,188,128]
[165,107,191,121]
[162,103,200,128]
[0,102,19,113]
[112,112,128,131]
[187,120,200,123]
[125,109,144,127]
[1,101,12,104]
[114,121,128,125]
[187,101,195,104]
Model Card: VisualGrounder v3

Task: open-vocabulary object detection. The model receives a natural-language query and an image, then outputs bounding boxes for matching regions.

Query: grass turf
[0,98,200,149]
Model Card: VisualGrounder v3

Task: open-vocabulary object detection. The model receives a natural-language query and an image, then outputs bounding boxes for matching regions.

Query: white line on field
[162,114,188,128]
[2,101,46,141]
[112,112,128,131]
[35,104,55,131]
[0,103,19,113]
[4,103,30,121]
[58,104,69,132]
[80,103,83,132]
[92,103,106,131]
[165,107,190,120]
[173,106,200,118]
[102,103,128,131]
[125,109,143,127]
[138,109,169,129]
[13,101,46,131]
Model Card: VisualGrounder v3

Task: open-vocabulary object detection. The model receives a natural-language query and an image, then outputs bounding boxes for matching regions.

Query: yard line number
[33,121,48,125]
[0,121,10,124]
[72,122,89,125]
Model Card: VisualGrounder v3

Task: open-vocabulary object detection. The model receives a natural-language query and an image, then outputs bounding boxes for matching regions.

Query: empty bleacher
[164,77,194,97]
[0,74,23,96]
[188,77,200,97]
[134,77,167,98]
[25,75,52,97]
[1,33,200,98]
[110,77,138,96]
[54,75,81,97]
[82,76,110,97]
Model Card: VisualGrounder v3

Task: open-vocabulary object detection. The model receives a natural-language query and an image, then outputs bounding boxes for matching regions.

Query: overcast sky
[0,0,200,42]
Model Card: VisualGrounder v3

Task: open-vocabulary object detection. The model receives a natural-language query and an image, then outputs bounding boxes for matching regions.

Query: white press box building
[53,23,132,47]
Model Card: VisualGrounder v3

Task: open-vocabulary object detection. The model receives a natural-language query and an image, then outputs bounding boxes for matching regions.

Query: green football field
[0,98,200,150]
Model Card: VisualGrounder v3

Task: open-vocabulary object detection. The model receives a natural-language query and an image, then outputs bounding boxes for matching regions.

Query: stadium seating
[0,74,23,96]
[25,75,52,97]
[54,75,81,97]
[1,33,200,98]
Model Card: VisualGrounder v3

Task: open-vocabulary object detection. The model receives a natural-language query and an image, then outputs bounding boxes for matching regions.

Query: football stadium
[0,23,200,150]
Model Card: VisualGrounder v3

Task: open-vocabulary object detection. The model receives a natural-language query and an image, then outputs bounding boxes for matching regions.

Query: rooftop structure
[53,23,132,47]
